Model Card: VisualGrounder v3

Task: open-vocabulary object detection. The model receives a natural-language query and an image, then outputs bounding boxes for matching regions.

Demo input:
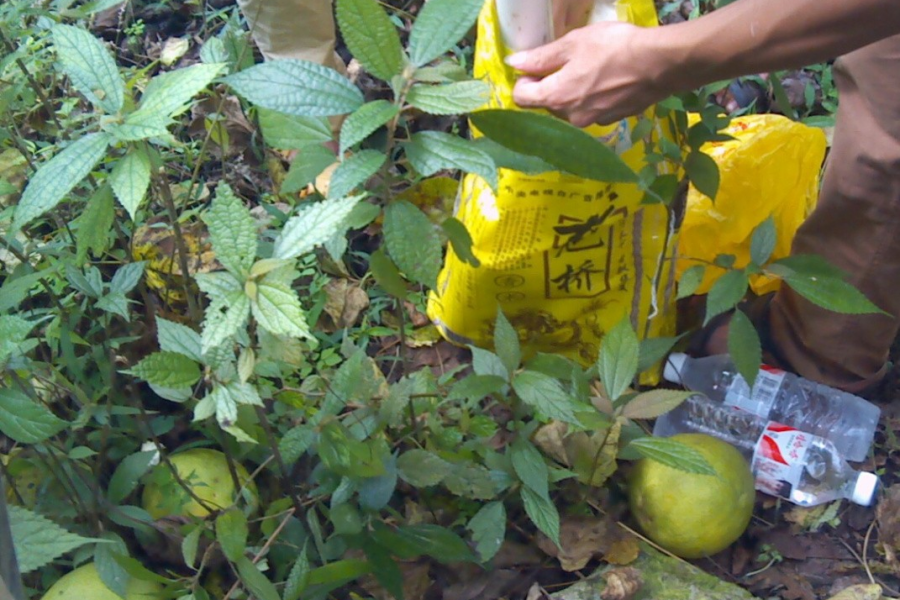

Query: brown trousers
[769,34,900,393]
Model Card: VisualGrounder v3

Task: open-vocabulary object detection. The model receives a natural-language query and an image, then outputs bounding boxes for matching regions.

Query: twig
[255,405,305,517]
[0,27,65,132]
[221,507,296,600]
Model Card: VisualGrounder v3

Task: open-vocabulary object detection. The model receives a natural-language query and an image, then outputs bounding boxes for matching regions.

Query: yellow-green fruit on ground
[41,563,164,600]
[628,433,755,559]
[141,448,258,519]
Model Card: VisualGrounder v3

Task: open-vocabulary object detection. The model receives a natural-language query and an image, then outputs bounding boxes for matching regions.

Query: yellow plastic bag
[677,114,827,295]
[427,0,680,369]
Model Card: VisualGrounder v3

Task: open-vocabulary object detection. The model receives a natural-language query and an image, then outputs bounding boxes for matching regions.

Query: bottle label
[724,365,786,416]
[751,422,811,498]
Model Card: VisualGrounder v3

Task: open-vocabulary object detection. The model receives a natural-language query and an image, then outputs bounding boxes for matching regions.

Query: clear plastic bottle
[655,394,879,507]
[661,353,881,462]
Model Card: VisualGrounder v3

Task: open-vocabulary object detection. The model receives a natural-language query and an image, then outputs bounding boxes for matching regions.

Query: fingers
[512,71,562,109]
[505,36,569,75]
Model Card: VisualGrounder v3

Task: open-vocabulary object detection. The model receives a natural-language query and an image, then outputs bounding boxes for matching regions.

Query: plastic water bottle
[661,353,880,462]
[654,395,879,507]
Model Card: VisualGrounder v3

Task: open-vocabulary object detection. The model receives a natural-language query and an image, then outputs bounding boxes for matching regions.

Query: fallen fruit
[40,562,164,600]
[628,433,755,559]
[141,448,258,519]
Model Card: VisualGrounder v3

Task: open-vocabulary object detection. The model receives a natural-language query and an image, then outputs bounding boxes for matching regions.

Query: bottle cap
[852,472,879,506]
[663,353,689,384]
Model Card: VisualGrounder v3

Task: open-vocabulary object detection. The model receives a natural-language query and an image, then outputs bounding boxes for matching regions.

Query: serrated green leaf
[279,424,317,465]
[251,277,312,338]
[397,449,452,487]
[235,557,280,600]
[0,315,34,364]
[362,539,405,600]
[766,253,849,281]
[750,216,776,266]
[405,131,497,190]
[202,291,251,352]
[472,137,555,174]
[328,149,386,199]
[204,183,257,276]
[107,121,172,142]
[306,559,372,589]
[447,374,506,401]
[339,100,399,154]
[216,509,248,563]
[257,108,332,149]
[470,110,636,183]
[52,24,124,114]
[685,149,720,200]
[622,389,692,420]
[109,262,145,295]
[283,545,310,600]
[443,462,498,500]
[13,132,110,229]
[511,439,549,498]
[9,505,95,573]
[108,451,157,504]
[274,194,363,259]
[358,455,398,510]
[597,318,640,402]
[512,371,579,424]
[677,264,706,300]
[704,269,749,324]
[131,63,224,123]
[470,346,509,380]
[156,317,202,362]
[94,532,130,600]
[0,388,68,444]
[408,0,484,66]
[369,247,408,300]
[783,274,886,315]
[225,60,364,117]
[383,199,442,288]
[336,0,405,81]
[97,292,130,320]
[442,217,480,267]
[125,351,201,388]
[282,144,337,194]
[626,437,717,475]
[637,334,684,373]
[467,502,505,562]
[383,524,477,564]
[493,309,521,376]
[75,184,115,261]
[182,526,202,569]
[407,80,489,115]
[521,486,560,547]
[109,147,151,220]
[728,308,761,390]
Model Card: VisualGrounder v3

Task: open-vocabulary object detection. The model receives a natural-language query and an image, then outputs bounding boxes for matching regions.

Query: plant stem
[151,170,202,322]
[0,27,65,133]
[254,405,305,517]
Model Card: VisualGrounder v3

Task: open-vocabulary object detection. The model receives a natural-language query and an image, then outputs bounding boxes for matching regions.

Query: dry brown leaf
[321,278,369,330]
[525,582,552,600]
[532,420,619,487]
[537,515,613,572]
[360,560,431,600]
[405,324,442,348]
[824,584,883,600]
[603,533,640,566]
[533,421,571,466]
[600,566,643,600]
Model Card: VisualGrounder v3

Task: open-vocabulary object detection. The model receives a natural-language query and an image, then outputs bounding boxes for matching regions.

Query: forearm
[655,0,900,92]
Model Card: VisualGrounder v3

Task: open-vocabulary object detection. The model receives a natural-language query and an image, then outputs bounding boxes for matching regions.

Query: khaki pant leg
[236,0,344,72]
[768,34,900,392]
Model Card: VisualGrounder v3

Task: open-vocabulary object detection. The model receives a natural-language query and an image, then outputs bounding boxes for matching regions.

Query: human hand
[507,21,675,127]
